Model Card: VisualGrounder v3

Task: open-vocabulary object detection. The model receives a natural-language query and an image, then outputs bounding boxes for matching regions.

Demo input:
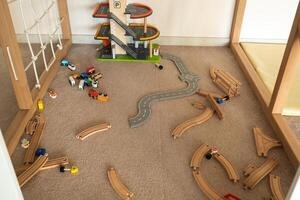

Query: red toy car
[86,66,96,75]
[88,89,99,99]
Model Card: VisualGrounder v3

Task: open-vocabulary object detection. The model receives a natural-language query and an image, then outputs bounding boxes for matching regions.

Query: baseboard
[71,35,230,46]
[16,34,288,46]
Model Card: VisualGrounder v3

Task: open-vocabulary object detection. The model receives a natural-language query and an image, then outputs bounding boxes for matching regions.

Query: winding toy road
[128,53,200,128]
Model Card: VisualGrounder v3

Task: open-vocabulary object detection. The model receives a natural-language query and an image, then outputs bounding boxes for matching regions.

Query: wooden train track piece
[253,127,282,157]
[196,90,224,99]
[210,67,241,97]
[190,144,211,170]
[243,164,257,176]
[107,167,134,200]
[192,101,206,110]
[243,158,278,190]
[16,156,69,175]
[25,113,41,135]
[207,94,224,120]
[172,108,214,139]
[192,170,224,200]
[18,155,48,187]
[76,122,111,141]
[213,153,240,183]
[269,175,285,200]
[23,113,46,164]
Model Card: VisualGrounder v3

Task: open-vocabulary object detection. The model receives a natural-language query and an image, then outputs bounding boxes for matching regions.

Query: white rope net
[7,0,64,89]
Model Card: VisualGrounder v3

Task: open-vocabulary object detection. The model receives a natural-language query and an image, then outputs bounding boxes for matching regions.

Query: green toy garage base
[97,44,161,63]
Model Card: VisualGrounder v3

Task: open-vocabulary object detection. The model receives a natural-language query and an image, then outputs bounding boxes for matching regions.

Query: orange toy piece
[98,93,109,102]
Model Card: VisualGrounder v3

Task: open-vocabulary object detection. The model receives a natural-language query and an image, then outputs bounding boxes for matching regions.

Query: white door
[0,129,24,200]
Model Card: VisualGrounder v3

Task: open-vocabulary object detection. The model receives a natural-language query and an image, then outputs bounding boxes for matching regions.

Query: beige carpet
[2,44,298,200]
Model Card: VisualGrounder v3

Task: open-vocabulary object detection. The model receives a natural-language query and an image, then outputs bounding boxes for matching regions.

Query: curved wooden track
[16,156,69,175]
[213,153,240,183]
[107,168,134,200]
[18,155,48,187]
[243,158,278,190]
[253,127,282,157]
[192,170,224,200]
[24,113,45,164]
[190,144,211,170]
[172,108,214,139]
[25,113,41,135]
[76,122,111,140]
[269,175,285,200]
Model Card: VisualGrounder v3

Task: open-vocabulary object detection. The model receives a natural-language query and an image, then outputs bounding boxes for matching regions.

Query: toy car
[98,93,109,102]
[92,80,98,88]
[67,64,76,71]
[71,73,81,79]
[88,89,99,99]
[61,59,71,66]
[80,72,88,79]
[91,72,103,81]
[84,78,93,87]
[86,66,96,75]
[69,76,76,86]
[78,79,85,90]
[48,89,57,99]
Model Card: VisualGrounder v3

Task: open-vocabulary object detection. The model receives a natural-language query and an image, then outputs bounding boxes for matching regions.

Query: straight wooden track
[243,158,278,190]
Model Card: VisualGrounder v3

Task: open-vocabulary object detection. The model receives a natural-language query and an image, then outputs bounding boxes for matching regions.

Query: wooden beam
[231,43,271,106]
[230,43,300,168]
[269,2,300,113]
[5,39,72,156]
[0,0,33,109]
[57,0,72,40]
[230,0,247,44]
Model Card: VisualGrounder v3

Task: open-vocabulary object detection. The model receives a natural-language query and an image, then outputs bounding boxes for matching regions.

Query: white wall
[0,130,24,200]
[240,0,299,43]
[9,0,299,45]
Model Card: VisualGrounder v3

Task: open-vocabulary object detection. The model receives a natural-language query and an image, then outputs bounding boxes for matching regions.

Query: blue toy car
[80,72,89,79]
[61,59,71,66]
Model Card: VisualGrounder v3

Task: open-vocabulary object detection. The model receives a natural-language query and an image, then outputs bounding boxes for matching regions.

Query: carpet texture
[1,44,298,200]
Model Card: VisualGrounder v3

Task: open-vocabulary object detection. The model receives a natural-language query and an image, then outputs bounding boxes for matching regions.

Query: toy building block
[18,155,48,187]
[23,113,46,164]
[76,122,111,141]
[210,67,241,97]
[269,175,285,200]
[107,167,134,200]
[253,127,282,157]
[243,158,278,190]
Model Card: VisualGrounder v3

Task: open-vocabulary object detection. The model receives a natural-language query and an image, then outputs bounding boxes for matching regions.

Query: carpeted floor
[1,44,299,200]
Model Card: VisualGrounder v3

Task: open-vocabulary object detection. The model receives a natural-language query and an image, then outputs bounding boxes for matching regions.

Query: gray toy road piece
[128,53,200,128]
